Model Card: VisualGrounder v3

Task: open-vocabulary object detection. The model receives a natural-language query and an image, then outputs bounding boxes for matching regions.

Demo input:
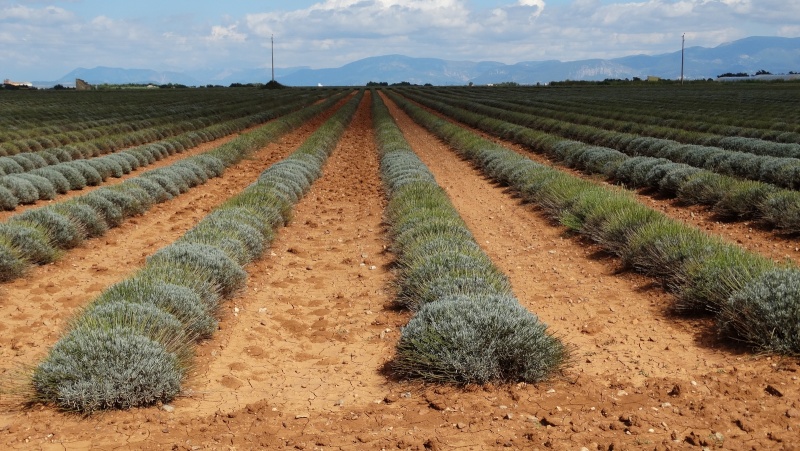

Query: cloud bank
[0,0,796,80]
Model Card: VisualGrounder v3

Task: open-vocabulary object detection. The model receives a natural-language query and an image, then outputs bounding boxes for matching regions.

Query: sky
[1,0,798,81]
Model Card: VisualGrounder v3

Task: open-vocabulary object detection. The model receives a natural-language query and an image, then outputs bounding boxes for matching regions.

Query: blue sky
[1,0,798,81]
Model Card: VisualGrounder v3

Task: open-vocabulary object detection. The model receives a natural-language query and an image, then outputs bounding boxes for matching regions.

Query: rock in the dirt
[161,404,175,413]
[425,395,447,411]
[736,418,755,433]
[684,429,713,446]
[765,385,784,397]
[541,416,565,427]
[619,413,641,427]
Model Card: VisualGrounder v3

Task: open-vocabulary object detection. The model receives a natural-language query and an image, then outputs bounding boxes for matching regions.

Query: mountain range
[36,36,800,87]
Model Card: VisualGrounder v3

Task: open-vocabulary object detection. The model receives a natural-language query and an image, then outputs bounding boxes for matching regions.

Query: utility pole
[271,34,275,82]
[681,33,685,85]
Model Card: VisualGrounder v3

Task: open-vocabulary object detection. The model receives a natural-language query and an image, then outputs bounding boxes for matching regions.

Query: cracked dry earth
[0,91,798,450]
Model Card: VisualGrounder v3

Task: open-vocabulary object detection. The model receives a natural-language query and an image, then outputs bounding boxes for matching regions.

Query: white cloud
[518,0,545,16]
[0,5,73,23]
[208,24,247,43]
[246,0,472,39]
[1,0,798,81]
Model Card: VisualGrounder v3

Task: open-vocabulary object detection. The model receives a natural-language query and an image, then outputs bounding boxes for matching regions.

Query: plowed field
[1,92,798,450]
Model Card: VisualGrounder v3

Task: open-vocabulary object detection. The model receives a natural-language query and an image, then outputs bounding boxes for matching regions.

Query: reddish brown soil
[403,95,800,266]
[0,93,798,450]
[0,100,343,419]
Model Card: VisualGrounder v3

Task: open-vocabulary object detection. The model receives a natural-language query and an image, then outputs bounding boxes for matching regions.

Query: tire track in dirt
[0,101,346,401]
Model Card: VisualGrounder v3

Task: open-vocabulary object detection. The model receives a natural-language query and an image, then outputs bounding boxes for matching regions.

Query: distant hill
[280,36,800,85]
[37,36,800,87]
[280,55,506,86]
[185,66,311,86]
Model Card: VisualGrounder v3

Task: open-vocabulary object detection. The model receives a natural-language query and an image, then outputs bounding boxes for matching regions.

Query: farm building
[3,78,33,88]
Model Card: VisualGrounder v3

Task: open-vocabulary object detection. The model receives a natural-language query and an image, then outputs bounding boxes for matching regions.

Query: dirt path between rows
[398,94,800,267]
[0,92,797,450]
[379,95,798,449]
[0,98,346,426]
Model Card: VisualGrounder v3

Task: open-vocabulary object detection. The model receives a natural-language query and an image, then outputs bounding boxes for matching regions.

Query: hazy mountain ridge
[36,36,800,87]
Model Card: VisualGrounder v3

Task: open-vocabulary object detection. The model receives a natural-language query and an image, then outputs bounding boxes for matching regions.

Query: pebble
[765,385,784,397]
[295,413,309,419]
[161,405,175,413]
[541,416,564,427]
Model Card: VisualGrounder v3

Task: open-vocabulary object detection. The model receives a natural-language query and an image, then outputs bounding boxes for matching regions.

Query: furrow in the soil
[1,91,798,451]
[175,92,407,422]
[379,93,799,446]
[401,95,800,266]
[0,109,338,378]
[382,94,707,382]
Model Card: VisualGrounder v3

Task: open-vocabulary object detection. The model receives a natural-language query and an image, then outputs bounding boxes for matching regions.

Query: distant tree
[424,83,433,87]
[262,80,285,89]
[755,69,772,76]
[717,72,750,78]
[230,82,262,88]
[366,81,388,86]
[52,84,69,90]
[391,81,413,86]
